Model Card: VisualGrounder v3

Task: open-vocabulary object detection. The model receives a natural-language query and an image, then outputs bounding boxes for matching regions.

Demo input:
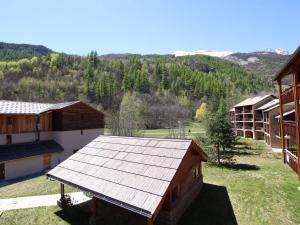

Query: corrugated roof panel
[47,135,201,217]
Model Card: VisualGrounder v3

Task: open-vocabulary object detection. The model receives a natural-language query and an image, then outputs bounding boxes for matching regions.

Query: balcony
[255,126,264,132]
[281,84,300,104]
[285,148,298,174]
[243,109,253,114]
[283,121,296,136]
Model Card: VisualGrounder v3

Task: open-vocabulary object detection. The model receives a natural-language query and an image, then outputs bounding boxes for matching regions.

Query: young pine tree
[206,98,236,165]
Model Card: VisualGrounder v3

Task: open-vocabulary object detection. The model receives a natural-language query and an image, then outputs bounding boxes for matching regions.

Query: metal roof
[0,100,52,115]
[275,109,295,119]
[262,104,279,113]
[257,99,279,110]
[0,140,63,161]
[274,46,300,81]
[234,95,276,107]
[0,100,80,115]
[39,101,80,113]
[47,135,207,218]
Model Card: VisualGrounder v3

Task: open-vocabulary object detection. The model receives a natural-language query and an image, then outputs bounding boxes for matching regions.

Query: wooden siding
[0,113,52,134]
[52,102,104,131]
[154,145,204,224]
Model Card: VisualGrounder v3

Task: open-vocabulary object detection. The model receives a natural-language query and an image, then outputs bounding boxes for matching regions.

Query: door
[0,163,5,180]
[43,154,51,170]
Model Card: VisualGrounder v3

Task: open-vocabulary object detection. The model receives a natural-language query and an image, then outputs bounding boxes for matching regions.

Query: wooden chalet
[274,46,300,179]
[47,136,208,225]
[0,100,104,180]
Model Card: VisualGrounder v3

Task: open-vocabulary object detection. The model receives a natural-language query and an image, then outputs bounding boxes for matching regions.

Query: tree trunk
[217,143,220,166]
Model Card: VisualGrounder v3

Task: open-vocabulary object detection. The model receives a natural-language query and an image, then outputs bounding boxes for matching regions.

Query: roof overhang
[46,174,153,218]
[274,46,300,81]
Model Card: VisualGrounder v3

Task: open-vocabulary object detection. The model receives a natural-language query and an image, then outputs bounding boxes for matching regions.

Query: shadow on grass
[54,203,90,225]
[222,163,260,171]
[179,183,238,225]
[0,171,46,188]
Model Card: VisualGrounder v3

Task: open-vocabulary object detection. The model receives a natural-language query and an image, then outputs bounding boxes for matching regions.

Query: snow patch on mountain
[265,48,289,55]
[173,50,235,58]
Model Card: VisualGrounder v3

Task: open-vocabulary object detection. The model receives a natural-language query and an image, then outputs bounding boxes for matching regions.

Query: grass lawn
[0,206,89,225]
[0,174,77,198]
[142,120,206,138]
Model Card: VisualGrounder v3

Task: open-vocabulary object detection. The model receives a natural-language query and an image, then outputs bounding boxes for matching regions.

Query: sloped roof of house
[0,100,52,115]
[234,95,276,107]
[257,99,279,111]
[0,140,63,161]
[274,46,300,81]
[47,136,207,218]
[275,109,295,119]
[0,100,90,115]
[263,104,279,112]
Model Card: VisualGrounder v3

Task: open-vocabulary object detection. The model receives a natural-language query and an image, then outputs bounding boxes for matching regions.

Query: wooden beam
[292,72,300,180]
[60,183,65,200]
[147,218,154,225]
[278,79,286,163]
[91,197,98,216]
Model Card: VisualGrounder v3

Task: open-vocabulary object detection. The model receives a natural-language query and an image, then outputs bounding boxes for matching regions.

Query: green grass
[0,175,77,198]
[142,120,206,138]
[0,206,89,225]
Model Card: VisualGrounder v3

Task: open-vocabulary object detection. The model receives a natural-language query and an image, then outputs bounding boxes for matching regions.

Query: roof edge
[46,174,153,218]
[274,46,300,81]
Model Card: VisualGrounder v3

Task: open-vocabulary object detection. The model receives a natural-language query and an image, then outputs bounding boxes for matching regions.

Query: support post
[278,79,286,163]
[60,183,65,200]
[91,197,98,216]
[293,71,300,180]
[147,218,154,225]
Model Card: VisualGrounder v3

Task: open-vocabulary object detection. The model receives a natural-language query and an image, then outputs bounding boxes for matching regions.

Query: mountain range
[0,42,291,79]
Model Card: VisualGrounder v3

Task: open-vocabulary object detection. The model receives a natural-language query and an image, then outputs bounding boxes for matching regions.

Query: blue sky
[1,0,299,55]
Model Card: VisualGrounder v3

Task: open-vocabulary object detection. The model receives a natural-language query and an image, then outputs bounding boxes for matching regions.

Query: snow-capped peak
[173,50,235,58]
[265,48,289,55]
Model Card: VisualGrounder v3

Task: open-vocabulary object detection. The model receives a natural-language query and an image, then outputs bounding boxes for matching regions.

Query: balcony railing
[285,149,298,174]
[243,109,253,113]
[281,86,294,104]
[283,121,296,136]
[281,84,300,104]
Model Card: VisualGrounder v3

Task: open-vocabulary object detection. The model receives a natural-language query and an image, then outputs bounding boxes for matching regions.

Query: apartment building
[274,46,300,179]
[232,95,277,139]
[0,100,104,180]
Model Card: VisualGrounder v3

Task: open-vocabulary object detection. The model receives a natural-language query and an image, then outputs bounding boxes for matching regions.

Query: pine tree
[206,98,236,165]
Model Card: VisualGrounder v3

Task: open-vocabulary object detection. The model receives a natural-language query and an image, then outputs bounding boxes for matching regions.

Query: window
[36,116,40,125]
[6,135,12,145]
[35,132,40,141]
[7,116,12,125]
[43,154,51,170]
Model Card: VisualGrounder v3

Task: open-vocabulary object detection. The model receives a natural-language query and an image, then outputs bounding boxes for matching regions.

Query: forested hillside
[0,42,53,61]
[0,50,274,128]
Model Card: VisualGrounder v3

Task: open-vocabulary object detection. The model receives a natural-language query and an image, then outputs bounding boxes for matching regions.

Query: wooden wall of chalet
[52,102,104,131]
[0,112,52,134]
[155,144,204,225]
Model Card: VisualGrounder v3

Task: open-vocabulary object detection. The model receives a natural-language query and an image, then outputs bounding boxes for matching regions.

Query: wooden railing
[281,84,300,104]
[285,149,298,173]
[283,121,296,136]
